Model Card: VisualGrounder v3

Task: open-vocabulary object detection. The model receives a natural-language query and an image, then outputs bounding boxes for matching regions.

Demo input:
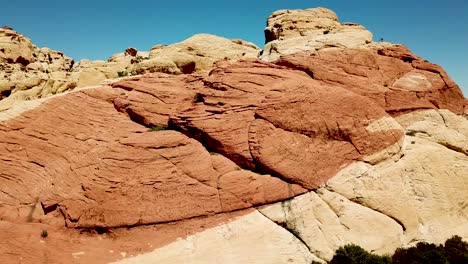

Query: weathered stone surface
[0,86,304,229]
[396,109,468,154]
[0,28,76,111]
[326,135,468,246]
[0,27,35,64]
[0,210,252,264]
[0,30,260,111]
[0,6,467,264]
[276,45,466,115]
[168,60,403,189]
[115,211,318,264]
[133,34,259,75]
[261,7,373,61]
[259,190,404,261]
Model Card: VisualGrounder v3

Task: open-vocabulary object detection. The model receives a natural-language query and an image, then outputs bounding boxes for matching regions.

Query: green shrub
[41,230,48,238]
[330,244,391,264]
[393,242,447,264]
[148,125,166,132]
[444,236,468,264]
[117,71,129,77]
[329,236,468,264]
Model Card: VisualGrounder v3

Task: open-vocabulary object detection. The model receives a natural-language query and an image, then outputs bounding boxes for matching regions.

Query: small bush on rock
[329,236,468,264]
[40,230,48,238]
[117,71,129,77]
[330,244,391,264]
[148,126,166,132]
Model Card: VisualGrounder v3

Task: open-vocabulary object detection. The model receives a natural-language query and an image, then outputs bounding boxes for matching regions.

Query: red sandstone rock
[275,45,466,115]
[0,51,464,263]
[0,85,303,230]
[161,60,402,188]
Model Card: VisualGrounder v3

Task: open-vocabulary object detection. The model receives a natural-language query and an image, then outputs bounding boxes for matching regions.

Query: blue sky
[2,0,467,94]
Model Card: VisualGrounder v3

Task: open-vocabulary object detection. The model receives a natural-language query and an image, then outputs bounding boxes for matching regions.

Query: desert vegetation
[329,235,468,264]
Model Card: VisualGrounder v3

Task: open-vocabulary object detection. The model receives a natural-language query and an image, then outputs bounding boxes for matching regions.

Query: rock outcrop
[0,29,259,112]
[0,6,467,264]
[260,8,374,62]
[275,45,466,116]
[134,34,259,75]
[0,27,76,110]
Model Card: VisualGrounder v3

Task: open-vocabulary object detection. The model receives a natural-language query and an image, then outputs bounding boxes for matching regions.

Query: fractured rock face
[261,7,374,62]
[117,59,403,189]
[259,190,404,260]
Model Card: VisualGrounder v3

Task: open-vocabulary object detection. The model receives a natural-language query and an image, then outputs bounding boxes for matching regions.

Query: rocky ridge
[0,7,467,264]
[0,28,259,111]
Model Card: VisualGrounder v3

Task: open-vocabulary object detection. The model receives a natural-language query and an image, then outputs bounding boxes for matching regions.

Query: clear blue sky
[2,0,467,95]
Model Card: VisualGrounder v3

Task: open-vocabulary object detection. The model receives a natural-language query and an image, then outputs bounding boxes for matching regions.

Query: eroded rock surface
[261,7,374,62]
[0,86,305,229]
[0,29,259,112]
[276,46,466,115]
[115,60,404,189]
[0,27,76,110]
[136,34,259,75]
[0,7,467,264]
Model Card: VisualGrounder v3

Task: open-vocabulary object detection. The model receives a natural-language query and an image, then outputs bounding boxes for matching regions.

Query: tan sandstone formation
[0,29,259,112]
[260,7,374,61]
[0,7,467,264]
[0,27,76,111]
[133,34,259,75]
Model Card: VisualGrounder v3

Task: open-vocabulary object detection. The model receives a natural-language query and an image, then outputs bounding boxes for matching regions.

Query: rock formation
[0,27,76,111]
[0,7,467,264]
[260,7,375,62]
[275,45,466,116]
[0,29,259,111]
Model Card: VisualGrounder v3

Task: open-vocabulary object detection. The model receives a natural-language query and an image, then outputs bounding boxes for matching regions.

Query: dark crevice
[256,207,321,259]
[401,56,414,63]
[168,118,255,169]
[41,202,58,215]
[125,108,148,126]
[345,197,407,232]
[0,89,12,99]
[74,206,256,231]
[438,142,466,155]
[375,209,406,232]
[169,115,313,190]
[275,60,315,79]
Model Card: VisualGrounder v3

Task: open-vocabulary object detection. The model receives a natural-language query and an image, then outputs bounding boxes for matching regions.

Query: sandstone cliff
[0,7,467,264]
